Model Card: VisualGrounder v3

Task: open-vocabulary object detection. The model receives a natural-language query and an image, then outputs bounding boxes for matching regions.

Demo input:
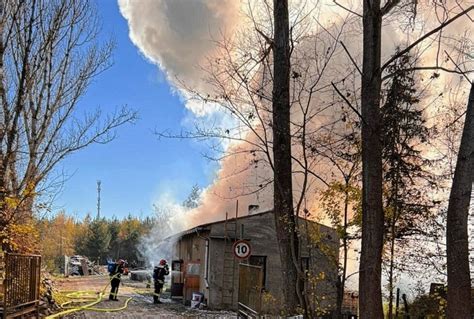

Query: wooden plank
[238,264,263,314]
[4,305,37,318]
[80,259,89,276]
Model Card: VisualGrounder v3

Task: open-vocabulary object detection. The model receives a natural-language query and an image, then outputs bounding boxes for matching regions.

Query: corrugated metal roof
[163,210,274,241]
[163,226,210,241]
[164,209,335,241]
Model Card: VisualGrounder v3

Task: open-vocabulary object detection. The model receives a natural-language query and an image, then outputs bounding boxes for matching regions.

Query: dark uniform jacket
[153,265,169,284]
[110,263,124,279]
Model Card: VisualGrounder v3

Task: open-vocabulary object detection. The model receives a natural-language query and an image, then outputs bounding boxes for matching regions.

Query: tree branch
[444,50,472,83]
[340,41,362,76]
[333,0,362,17]
[382,66,474,81]
[381,0,402,16]
[382,5,474,70]
[331,81,367,126]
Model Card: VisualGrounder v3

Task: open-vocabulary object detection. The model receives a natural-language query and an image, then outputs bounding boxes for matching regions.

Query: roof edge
[164,209,335,241]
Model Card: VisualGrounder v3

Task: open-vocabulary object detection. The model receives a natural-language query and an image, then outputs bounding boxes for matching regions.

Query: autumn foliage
[36,212,154,272]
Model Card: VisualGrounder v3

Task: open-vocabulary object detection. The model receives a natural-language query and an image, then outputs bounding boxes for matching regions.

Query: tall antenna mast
[97,180,101,219]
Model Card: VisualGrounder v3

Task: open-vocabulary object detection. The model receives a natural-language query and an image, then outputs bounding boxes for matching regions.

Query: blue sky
[55,0,216,219]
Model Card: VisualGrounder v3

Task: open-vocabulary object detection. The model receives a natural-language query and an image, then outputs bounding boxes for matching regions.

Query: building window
[172,259,183,272]
[249,255,267,287]
[186,263,201,275]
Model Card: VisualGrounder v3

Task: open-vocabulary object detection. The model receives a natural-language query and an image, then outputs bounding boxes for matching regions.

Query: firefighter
[109,259,125,301]
[153,259,170,304]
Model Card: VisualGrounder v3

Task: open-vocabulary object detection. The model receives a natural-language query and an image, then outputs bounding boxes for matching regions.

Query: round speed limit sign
[233,240,251,259]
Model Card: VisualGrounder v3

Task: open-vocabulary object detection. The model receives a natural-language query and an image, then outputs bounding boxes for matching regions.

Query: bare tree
[159,1,351,315]
[346,2,474,316]
[315,111,362,318]
[160,1,474,316]
[272,0,303,313]
[446,82,473,318]
[0,0,136,251]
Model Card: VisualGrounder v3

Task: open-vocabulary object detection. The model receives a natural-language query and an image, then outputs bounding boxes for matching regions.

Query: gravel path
[53,275,236,319]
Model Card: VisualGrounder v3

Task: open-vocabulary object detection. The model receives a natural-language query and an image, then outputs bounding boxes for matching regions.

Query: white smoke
[138,193,188,267]
[118,0,241,116]
[121,1,474,265]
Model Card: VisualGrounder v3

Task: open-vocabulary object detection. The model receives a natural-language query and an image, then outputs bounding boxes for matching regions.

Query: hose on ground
[45,274,134,318]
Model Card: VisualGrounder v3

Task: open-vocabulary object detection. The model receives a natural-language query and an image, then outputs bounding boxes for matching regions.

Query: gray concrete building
[165,209,338,315]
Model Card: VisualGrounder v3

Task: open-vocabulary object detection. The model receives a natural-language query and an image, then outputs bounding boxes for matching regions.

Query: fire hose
[45,273,134,318]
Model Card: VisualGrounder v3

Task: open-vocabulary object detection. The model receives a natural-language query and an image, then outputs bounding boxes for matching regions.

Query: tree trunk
[336,181,350,319]
[387,220,396,319]
[446,83,474,319]
[359,1,384,318]
[272,0,301,314]
[0,0,8,250]
[388,170,401,319]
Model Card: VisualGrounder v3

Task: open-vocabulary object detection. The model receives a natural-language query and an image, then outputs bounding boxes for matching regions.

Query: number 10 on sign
[233,240,251,259]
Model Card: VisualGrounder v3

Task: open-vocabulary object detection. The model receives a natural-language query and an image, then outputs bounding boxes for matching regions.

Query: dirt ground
[53,275,237,319]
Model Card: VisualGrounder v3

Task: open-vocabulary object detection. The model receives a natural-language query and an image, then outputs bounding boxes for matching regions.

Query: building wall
[171,232,207,304]
[300,221,339,313]
[170,211,339,315]
[207,238,230,309]
[208,212,283,311]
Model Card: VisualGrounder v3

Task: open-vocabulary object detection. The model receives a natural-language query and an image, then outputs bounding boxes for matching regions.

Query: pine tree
[381,54,437,318]
[108,217,121,259]
[84,218,111,264]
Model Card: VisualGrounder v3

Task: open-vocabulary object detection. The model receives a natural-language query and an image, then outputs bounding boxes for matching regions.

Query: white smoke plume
[138,193,189,266]
[118,0,269,228]
[119,0,473,234]
[118,0,241,115]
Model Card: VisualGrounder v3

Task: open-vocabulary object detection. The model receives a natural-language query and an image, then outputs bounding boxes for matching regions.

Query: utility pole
[97,180,101,219]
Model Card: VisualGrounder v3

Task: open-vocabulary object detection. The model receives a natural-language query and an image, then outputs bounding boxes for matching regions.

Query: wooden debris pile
[39,273,61,317]
[66,255,102,276]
